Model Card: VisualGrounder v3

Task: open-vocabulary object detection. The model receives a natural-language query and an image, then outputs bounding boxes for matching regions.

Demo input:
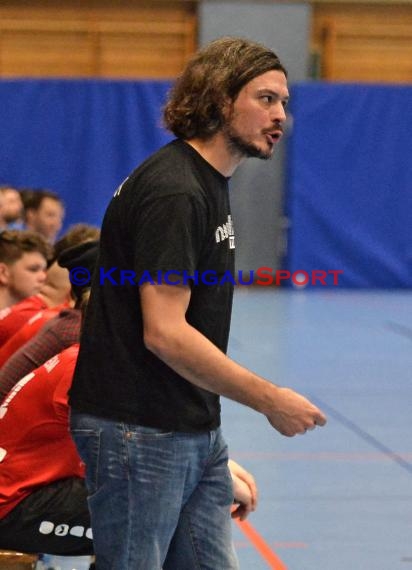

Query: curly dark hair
[163,36,287,140]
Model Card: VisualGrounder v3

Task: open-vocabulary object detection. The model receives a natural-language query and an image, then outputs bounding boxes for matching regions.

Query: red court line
[235,519,288,570]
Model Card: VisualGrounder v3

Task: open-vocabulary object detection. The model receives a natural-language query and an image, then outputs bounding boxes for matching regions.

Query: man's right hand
[266,387,327,437]
[140,282,328,436]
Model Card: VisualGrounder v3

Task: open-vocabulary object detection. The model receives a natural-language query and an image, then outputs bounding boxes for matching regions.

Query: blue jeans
[70,413,239,570]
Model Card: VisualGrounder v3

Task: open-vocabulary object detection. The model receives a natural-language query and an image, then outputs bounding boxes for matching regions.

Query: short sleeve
[131,193,207,281]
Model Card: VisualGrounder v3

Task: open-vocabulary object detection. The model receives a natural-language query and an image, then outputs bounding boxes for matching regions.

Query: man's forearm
[141,283,327,436]
[144,319,278,414]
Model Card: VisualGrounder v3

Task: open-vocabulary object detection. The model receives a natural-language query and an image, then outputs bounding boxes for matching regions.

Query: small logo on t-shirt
[44,354,60,373]
[113,177,129,197]
[215,215,235,249]
[0,372,35,419]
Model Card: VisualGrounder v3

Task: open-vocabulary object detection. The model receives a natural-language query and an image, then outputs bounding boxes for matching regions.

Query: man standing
[69,37,327,570]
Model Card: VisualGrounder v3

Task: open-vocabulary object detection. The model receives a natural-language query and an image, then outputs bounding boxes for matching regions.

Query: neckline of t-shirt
[178,140,231,184]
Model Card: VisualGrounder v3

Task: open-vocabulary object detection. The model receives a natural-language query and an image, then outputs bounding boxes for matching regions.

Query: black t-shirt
[69,140,235,431]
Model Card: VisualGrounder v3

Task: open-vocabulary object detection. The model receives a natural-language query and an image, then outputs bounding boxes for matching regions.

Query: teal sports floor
[225,288,412,570]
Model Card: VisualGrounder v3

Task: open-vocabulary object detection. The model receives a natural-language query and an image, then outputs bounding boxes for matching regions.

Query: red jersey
[0,308,60,367]
[0,295,48,347]
[0,344,83,519]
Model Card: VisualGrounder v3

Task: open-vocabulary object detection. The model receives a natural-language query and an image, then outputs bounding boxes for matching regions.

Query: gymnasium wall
[1,1,412,288]
[0,0,197,79]
[0,80,173,228]
[285,82,412,288]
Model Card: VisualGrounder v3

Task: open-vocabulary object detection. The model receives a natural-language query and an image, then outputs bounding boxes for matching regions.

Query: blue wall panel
[0,79,173,232]
[2,79,412,289]
[285,83,412,288]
